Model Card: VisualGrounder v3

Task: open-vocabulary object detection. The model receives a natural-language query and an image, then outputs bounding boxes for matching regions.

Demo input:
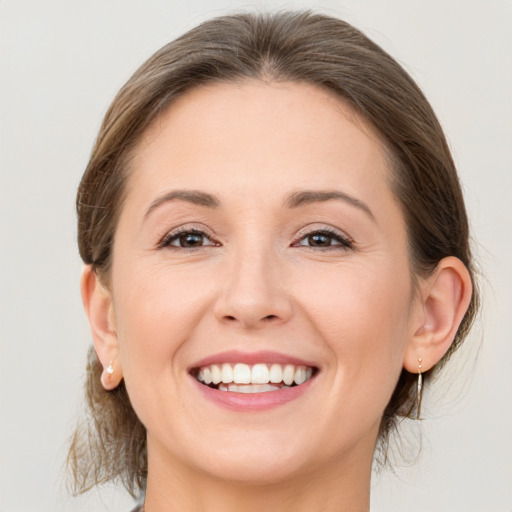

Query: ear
[81,265,123,390]
[404,256,473,374]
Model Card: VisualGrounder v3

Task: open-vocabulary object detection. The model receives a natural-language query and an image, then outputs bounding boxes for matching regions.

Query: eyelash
[159,227,353,251]
[159,228,219,250]
[293,227,353,250]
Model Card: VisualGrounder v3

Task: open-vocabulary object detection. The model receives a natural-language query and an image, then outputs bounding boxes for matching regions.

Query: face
[108,81,421,483]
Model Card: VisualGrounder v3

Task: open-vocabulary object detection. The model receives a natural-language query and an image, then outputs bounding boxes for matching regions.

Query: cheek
[112,263,213,376]
[110,263,215,435]
[296,261,412,387]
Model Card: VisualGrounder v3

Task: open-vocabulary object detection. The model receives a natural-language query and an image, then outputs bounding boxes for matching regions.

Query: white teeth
[196,362,315,390]
[283,364,295,386]
[202,367,213,385]
[218,383,286,393]
[269,364,283,383]
[251,363,270,384]
[211,364,222,385]
[233,363,251,384]
[221,363,234,383]
[294,366,307,385]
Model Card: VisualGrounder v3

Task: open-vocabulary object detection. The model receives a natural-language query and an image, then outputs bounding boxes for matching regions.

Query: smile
[193,363,315,393]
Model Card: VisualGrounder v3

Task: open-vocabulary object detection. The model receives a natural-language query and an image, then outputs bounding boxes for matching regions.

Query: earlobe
[81,265,123,389]
[404,256,473,373]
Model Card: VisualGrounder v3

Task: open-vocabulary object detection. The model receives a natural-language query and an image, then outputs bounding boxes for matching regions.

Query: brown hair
[70,10,479,496]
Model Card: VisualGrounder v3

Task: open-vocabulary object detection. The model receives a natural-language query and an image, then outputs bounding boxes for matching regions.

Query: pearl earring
[106,361,114,375]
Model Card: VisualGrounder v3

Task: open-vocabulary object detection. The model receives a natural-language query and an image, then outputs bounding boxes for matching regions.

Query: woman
[69,11,478,512]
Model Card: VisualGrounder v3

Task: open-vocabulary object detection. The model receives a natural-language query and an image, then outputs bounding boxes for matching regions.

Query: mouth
[191,363,317,394]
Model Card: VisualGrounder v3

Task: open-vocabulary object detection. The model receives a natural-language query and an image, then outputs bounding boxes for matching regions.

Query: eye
[160,229,217,249]
[295,229,353,250]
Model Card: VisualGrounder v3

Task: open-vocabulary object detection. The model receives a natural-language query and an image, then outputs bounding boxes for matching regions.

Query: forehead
[128,80,395,213]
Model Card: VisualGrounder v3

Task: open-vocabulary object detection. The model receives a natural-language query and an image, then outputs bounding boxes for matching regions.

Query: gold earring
[416,357,423,420]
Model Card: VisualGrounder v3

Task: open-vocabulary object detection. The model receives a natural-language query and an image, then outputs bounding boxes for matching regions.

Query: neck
[143,439,375,512]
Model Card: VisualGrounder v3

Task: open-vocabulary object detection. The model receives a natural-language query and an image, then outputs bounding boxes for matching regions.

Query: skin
[83,81,472,512]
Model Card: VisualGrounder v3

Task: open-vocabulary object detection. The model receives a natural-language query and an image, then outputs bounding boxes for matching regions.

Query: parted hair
[69,10,479,496]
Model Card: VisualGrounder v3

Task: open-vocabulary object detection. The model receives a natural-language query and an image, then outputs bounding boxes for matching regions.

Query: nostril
[223,313,278,324]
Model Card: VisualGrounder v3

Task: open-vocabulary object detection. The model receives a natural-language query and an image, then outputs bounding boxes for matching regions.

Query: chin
[196,447,313,485]
[160,425,319,486]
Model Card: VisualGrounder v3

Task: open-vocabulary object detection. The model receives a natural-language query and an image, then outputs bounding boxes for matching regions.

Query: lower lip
[191,375,316,411]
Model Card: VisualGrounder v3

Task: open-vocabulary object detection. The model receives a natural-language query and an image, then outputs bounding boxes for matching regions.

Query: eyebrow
[144,188,374,221]
[285,190,375,220]
[144,190,220,219]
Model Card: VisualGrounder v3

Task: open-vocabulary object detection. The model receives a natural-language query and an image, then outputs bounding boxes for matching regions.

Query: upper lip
[189,350,319,371]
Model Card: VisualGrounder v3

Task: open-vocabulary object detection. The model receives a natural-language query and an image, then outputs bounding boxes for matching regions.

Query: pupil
[309,234,330,246]
[181,233,202,247]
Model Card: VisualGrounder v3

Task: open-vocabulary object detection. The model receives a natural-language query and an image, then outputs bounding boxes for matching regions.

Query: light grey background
[1,1,510,511]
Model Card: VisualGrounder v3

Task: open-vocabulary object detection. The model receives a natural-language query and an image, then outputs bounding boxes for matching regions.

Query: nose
[213,245,293,329]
